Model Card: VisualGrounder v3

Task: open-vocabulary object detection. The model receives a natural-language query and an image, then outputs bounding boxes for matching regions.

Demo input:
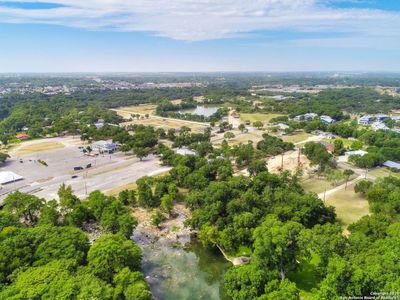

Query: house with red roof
[15,133,30,140]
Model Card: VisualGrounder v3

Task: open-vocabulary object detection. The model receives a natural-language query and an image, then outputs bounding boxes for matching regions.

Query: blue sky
[0,0,400,72]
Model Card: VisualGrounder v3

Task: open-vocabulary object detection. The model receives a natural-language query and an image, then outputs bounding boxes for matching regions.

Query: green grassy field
[302,174,359,195]
[14,141,65,156]
[368,167,400,178]
[239,113,286,123]
[302,177,331,194]
[325,182,370,227]
[282,132,313,144]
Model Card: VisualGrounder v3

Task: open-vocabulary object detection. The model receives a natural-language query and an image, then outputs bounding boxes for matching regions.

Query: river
[132,230,231,300]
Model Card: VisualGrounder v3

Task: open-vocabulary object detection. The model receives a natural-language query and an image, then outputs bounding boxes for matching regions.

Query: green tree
[0,259,113,299]
[3,192,45,225]
[224,131,235,139]
[113,268,152,300]
[343,169,355,190]
[88,234,142,283]
[303,141,334,172]
[238,123,246,132]
[0,152,9,163]
[136,176,157,207]
[253,215,303,280]
[118,189,137,206]
[247,160,267,176]
[327,169,345,187]
[224,263,269,300]
[58,184,80,212]
[151,210,164,228]
[333,139,345,155]
[354,179,373,195]
[133,147,150,161]
[253,121,264,129]
[160,194,173,215]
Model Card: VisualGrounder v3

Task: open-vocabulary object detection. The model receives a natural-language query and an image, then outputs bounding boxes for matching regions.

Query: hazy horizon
[1,1,400,72]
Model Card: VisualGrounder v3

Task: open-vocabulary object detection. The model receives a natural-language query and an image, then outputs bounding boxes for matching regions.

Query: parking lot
[0,137,169,202]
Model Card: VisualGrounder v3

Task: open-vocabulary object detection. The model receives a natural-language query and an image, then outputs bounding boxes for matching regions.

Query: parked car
[73,166,83,171]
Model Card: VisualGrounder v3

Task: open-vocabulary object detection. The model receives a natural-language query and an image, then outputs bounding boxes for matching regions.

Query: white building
[92,140,117,153]
[345,150,368,157]
[383,160,400,170]
[320,115,335,124]
[175,148,198,156]
[276,123,289,130]
[358,115,373,125]
[293,113,318,121]
[0,171,23,185]
[376,114,389,121]
[371,121,389,131]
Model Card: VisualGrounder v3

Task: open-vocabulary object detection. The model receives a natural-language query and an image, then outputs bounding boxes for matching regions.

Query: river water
[132,231,231,300]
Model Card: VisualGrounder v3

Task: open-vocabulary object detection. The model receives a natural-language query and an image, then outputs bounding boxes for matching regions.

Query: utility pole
[298,147,302,167]
[84,170,88,195]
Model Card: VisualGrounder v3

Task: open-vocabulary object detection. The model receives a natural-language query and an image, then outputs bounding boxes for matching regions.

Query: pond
[181,105,221,117]
[132,231,231,300]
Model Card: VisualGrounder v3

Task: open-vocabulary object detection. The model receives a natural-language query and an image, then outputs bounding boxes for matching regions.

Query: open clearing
[113,107,209,132]
[122,117,208,132]
[324,182,370,227]
[267,150,310,174]
[368,167,400,179]
[302,174,359,195]
[226,131,264,146]
[13,141,65,156]
[302,177,332,194]
[282,132,313,144]
[117,104,157,115]
[239,113,285,123]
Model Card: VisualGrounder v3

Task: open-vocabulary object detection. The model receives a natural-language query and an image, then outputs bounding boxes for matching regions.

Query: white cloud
[0,0,399,43]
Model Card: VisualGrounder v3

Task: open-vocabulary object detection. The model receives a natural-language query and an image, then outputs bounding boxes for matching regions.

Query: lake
[182,105,221,117]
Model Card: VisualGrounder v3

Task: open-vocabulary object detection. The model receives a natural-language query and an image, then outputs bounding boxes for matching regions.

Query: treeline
[267,87,400,117]
[0,186,151,299]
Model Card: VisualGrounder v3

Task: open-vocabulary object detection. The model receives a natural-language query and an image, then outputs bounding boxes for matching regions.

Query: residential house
[15,133,30,140]
[318,141,334,152]
[358,115,373,125]
[320,115,335,124]
[371,121,389,131]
